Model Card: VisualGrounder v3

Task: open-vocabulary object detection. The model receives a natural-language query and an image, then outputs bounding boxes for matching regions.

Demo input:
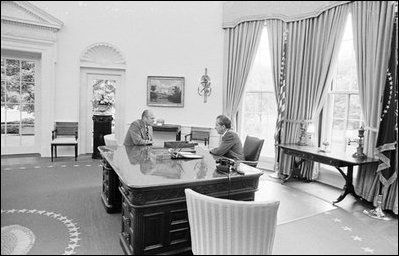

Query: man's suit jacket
[123,119,153,145]
[210,130,244,160]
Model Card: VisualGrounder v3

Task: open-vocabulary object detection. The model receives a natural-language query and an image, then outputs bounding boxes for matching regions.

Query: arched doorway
[79,42,126,155]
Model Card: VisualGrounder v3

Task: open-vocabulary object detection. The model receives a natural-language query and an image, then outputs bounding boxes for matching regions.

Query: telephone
[215,158,236,173]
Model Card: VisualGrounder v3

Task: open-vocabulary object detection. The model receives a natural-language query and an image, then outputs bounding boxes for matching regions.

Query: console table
[98,145,263,255]
[278,144,379,204]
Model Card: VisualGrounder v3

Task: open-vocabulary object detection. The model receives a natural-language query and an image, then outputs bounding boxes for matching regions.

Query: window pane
[333,94,347,118]
[6,124,20,135]
[348,94,361,119]
[333,14,357,92]
[347,120,361,130]
[246,30,273,91]
[21,104,35,122]
[21,61,35,83]
[21,82,34,103]
[6,104,21,122]
[242,113,261,134]
[6,59,20,77]
[1,80,5,103]
[2,58,36,149]
[6,80,20,103]
[244,93,261,113]
[260,92,277,113]
[1,58,4,80]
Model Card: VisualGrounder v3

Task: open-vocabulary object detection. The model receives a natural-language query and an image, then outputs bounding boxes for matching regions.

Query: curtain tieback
[364,126,378,133]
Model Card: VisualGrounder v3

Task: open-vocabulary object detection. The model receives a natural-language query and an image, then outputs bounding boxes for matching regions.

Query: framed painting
[147,76,184,107]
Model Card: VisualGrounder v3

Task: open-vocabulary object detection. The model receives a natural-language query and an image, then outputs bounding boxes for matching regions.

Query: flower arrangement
[93,90,115,113]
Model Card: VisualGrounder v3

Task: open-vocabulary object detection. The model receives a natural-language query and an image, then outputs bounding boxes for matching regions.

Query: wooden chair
[51,122,78,162]
[184,127,211,146]
[185,188,280,255]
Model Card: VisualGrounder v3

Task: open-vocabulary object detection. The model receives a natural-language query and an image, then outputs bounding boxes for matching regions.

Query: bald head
[142,110,155,126]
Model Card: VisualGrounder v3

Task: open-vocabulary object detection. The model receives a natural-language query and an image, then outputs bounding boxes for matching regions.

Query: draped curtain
[222,20,264,128]
[351,1,397,214]
[266,19,286,173]
[277,5,349,178]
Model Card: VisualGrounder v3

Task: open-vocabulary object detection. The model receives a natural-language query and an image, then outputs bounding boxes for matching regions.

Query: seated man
[209,115,244,160]
[124,110,156,145]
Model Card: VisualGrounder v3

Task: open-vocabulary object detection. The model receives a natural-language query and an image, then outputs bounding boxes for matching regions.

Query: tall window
[322,14,362,153]
[1,57,36,149]
[240,26,277,162]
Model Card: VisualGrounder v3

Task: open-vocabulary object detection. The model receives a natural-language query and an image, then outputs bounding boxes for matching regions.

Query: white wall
[31,1,224,131]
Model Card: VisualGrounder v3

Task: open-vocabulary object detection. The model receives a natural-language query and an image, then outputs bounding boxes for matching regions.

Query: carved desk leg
[281,156,305,184]
[333,165,361,204]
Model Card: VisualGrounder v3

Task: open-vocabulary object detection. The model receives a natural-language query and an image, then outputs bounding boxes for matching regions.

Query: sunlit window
[240,26,277,162]
[1,57,36,148]
[321,13,362,153]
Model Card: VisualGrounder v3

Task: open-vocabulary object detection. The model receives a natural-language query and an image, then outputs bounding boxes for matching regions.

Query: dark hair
[216,115,231,129]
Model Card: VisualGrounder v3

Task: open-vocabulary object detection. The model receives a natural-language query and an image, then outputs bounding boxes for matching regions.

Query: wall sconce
[198,68,211,103]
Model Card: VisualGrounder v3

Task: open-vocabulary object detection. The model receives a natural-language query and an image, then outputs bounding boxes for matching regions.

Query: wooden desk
[278,144,379,204]
[98,145,263,255]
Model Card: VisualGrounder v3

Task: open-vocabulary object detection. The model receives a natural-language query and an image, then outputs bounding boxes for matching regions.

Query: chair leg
[55,146,57,159]
[51,145,54,162]
[75,145,78,161]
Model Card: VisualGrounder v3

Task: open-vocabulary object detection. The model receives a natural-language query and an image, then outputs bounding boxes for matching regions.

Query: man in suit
[124,110,155,145]
[210,115,244,160]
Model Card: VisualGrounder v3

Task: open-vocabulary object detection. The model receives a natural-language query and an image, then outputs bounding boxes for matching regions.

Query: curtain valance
[222,1,351,28]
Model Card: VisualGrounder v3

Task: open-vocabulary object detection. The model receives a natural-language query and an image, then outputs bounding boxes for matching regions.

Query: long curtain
[278,4,349,178]
[266,19,287,173]
[352,1,397,214]
[222,20,264,128]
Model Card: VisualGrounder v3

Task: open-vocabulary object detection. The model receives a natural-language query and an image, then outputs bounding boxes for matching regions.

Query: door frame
[1,52,41,155]
[79,68,125,155]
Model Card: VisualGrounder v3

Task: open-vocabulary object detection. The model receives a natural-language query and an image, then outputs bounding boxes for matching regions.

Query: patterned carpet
[1,160,123,255]
[274,208,397,255]
[1,159,397,255]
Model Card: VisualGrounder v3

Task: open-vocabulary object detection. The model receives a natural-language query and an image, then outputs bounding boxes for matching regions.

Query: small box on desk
[164,141,197,149]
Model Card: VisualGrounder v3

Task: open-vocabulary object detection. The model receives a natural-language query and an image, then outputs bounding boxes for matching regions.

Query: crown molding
[1,1,63,31]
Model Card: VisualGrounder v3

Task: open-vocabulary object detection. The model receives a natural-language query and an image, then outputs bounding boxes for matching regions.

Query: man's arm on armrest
[210,133,234,156]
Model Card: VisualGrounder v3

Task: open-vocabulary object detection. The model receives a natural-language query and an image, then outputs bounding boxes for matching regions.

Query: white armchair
[185,188,280,255]
[103,134,117,146]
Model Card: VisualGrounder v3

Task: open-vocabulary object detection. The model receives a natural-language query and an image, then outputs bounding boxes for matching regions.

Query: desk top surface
[278,144,379,165]
[99,145,263,188]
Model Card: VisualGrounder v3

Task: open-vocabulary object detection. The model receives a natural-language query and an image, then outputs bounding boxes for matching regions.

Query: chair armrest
[237,160,258,168]
[52,130,56,140]
[184,134,192,141]
[75,131,78,140]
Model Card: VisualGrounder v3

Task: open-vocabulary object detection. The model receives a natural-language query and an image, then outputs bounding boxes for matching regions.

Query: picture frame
[147,76,185,107]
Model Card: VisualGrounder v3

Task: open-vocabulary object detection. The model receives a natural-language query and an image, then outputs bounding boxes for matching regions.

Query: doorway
[1,54,40,155]
[79,71,125,155]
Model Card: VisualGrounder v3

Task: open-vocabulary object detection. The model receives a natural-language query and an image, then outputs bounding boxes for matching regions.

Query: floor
[1,153,398,254]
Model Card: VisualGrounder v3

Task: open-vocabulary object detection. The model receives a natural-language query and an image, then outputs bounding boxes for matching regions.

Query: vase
[94,104,111,115]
